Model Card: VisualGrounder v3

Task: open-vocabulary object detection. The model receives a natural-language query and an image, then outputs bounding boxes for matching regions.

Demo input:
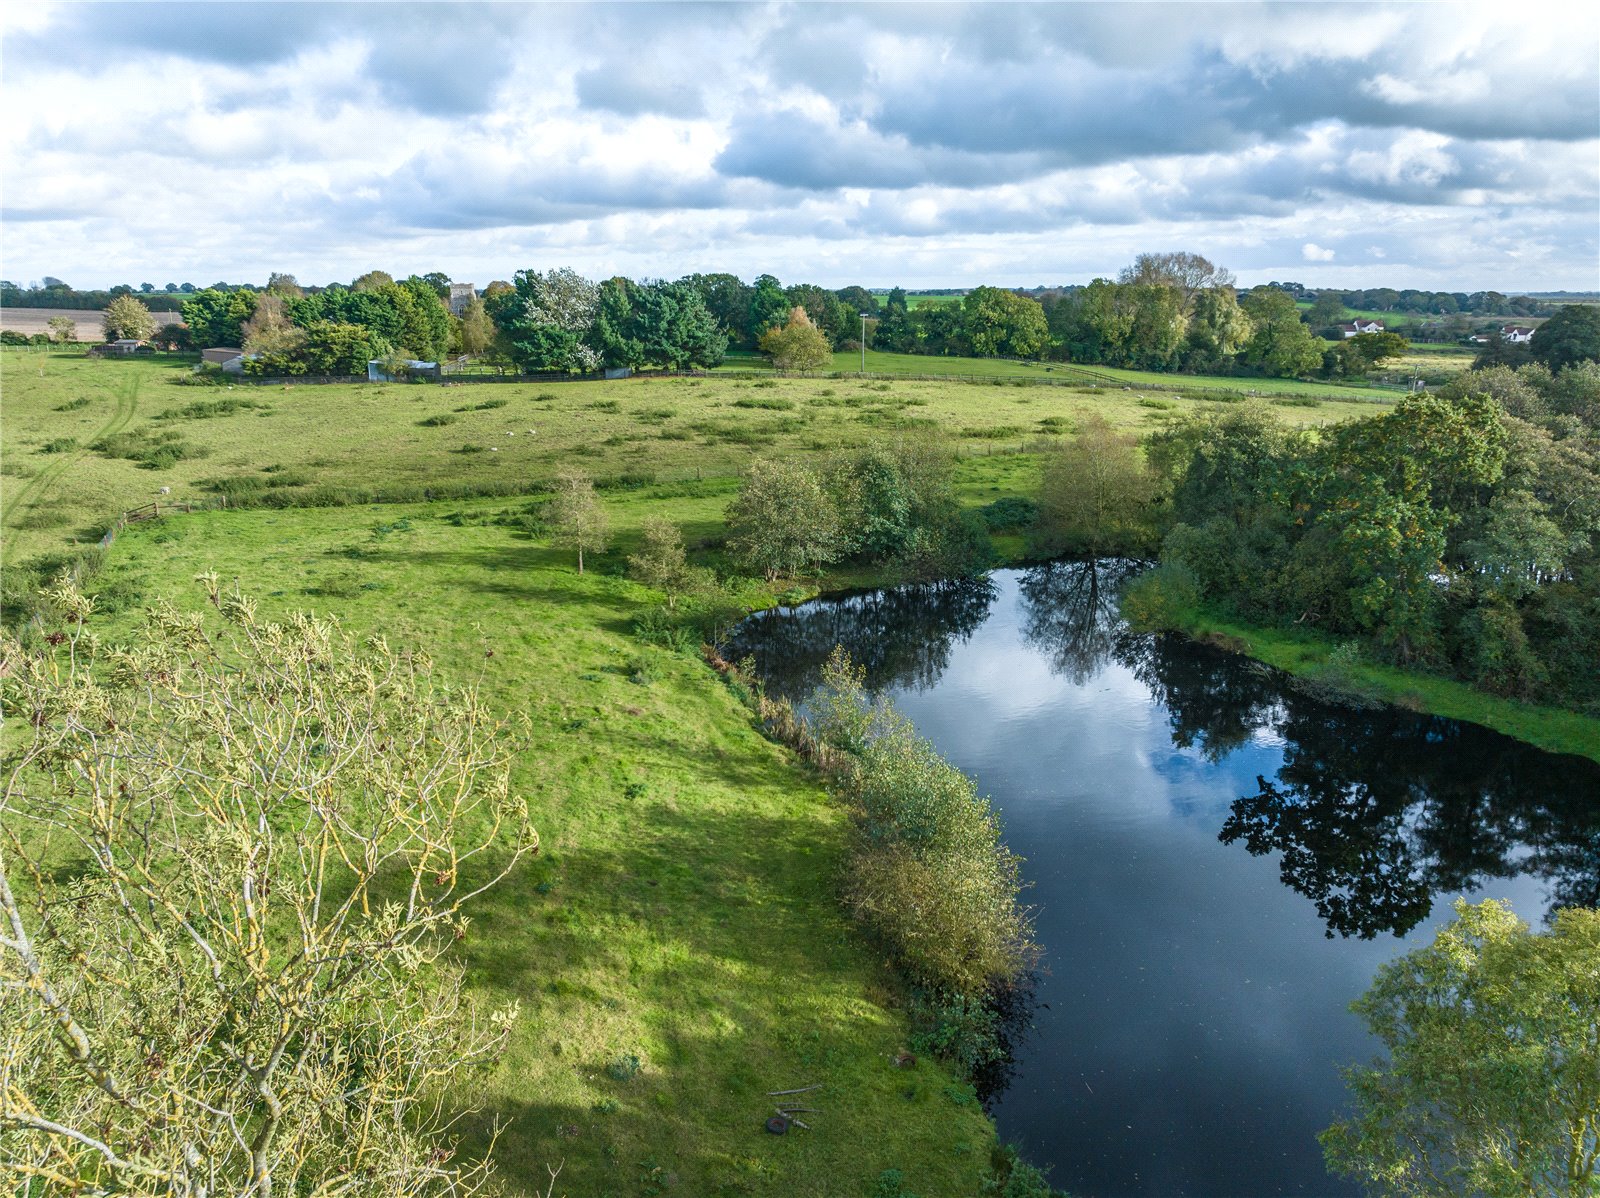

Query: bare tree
[548,469,610,574]
[1,576,536,1196]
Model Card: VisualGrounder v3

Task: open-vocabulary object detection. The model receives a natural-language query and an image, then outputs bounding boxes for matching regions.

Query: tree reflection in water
[1016,557,1144,684]
[1125,634,1600,939]
[722,575,996,700]
[729,565,1600,941]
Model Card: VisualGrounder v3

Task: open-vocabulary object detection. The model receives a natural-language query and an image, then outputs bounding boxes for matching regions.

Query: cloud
[1,2,1595,290]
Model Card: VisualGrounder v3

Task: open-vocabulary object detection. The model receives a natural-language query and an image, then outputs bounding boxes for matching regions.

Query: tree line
[1051,362,1600,713]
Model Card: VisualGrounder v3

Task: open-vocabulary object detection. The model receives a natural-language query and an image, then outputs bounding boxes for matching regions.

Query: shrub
[418,413,459,426]
[979,497,1039,531]
[1119,561,1200,631]
[39,437,78,454]
[808,653,1032,997]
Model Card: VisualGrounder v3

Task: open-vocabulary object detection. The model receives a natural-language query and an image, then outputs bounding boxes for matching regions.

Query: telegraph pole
[860,312,867,374]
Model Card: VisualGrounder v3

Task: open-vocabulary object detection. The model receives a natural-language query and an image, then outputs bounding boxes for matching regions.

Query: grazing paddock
[1,349,1394,568]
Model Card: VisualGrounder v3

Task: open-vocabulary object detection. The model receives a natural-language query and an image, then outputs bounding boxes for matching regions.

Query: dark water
[725,562,1600,1198]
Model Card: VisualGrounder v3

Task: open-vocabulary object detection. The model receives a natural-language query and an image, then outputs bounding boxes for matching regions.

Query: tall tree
[488,267,601,374]
[1240,288,1324,378]
[1530,305,1600,372]
[1035,414,1159,554]
[726,458,842,580]
[1118,251,1235,305]
[758,306,832,371]
[961,287,1050,359]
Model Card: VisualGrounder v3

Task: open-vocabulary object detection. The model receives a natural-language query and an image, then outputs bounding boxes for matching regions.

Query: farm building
[91,339,153,356]
[201,347,246,372]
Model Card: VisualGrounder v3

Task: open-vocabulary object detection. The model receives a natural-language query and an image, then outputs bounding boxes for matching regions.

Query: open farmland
[0,306,106,341]
[0,349,1394,567]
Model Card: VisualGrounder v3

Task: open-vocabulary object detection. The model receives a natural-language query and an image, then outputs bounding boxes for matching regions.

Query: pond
[724,562,1600,1198]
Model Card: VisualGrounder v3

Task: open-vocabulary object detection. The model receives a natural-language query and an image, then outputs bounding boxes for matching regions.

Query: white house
[1501,325,1536,343]
[1336,319,1387,339]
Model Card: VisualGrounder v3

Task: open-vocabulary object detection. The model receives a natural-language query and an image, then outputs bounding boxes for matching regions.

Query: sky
[2,1,1597,293]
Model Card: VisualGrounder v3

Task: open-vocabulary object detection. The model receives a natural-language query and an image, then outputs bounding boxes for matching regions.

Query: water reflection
[728,563,1600,1196]
[732,561,1600,943]
[1128,632,1600,939]
[1017,557,1144,685]
[725,575,996,698]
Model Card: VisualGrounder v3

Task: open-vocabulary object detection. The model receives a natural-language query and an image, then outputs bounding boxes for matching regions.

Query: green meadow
[7,347,1597,1194]
[1,350,1390,567]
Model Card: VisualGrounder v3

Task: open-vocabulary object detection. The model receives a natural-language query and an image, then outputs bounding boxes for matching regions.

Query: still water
[725,563,1600,1198]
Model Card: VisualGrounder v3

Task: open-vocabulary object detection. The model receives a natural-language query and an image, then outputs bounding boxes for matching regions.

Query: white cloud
[0,2,1595,290]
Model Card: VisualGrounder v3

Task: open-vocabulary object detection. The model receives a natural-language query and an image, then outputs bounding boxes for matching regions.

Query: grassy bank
[1154,604,1600,765]
[82,497,1000,1196]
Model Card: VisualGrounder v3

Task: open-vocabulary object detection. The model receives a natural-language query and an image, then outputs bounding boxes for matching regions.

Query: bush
[809,654,1032,997]
[1119,561,1200,631]
[979,496,1039,531]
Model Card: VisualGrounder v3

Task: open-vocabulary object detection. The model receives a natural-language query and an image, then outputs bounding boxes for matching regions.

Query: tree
[488,267,601,374]
[960,287,1050,359]
[0,577,533,1195]
[1118,251,1235,305]
[1307,292,1346,327]
[758,306,832,371]
[101,294,156,342]
[241,293,307,359]
[628,517,693,607]
[456,294,495,356]
[1322,899,1600,1198]
[353,269,395,292]
[748,273,791,340]
[1530,305,1600,372]
[46,315,78,344]
[265,272,304,298]
[726,458,841,580]
[547,469,610,574]
[1035,414,1159,554]
[181,288,258,348]
[1240,287,1324,377]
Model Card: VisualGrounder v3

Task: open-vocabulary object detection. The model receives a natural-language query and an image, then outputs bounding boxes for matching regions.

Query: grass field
[66,498,1002,1196]
[1,350,1391,568]
[722,346,1405,400]
[7,348,1600,1192]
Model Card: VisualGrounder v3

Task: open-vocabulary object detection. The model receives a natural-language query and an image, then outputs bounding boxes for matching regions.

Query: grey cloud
[714,109,1053,190]
[349,150,736,232]
[573,68,705,119]
[9,3,527,116]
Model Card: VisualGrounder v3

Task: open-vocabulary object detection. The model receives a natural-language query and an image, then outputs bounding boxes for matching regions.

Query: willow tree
[1,576,536,1195]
